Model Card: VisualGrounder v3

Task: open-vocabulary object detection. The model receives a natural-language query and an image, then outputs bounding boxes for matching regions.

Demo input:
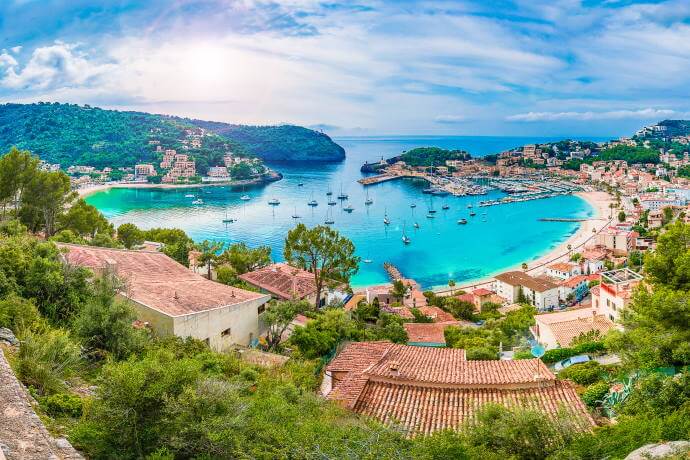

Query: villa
[545,262,582,280]
[322,342,593,436]
[592,268,643,322]
[238,263,324,305]
[493,271,560,310]
[532,308,615,349]
[58,244,271,351]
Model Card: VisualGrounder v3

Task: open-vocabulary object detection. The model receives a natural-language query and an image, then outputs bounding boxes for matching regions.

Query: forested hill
[0,103,345,168]
[186,119,345,162]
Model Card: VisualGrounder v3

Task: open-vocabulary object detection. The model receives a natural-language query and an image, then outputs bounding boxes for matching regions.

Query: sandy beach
[433,190,614,295]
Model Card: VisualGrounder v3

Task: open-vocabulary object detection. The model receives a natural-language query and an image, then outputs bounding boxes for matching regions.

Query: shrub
[557,361,605,386]
[0,293,41,332]
[16,328,81,394]
[542,348,576,363]
[572,341,605,354]
[582,381,610,408]
[43,392,83,417]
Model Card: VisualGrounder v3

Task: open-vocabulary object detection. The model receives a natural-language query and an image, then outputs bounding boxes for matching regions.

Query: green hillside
[0,103,345,169]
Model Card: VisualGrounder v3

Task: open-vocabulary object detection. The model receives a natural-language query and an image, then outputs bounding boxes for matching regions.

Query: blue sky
[1,0,689,136]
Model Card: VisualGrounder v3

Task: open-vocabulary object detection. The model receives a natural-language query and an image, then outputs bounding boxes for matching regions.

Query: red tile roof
[59,244,266,317]
[495,271,558,292]
[472,288,494,297]
[238,263,316,300]
[403,323,448,344]
[417,306,455,323]
[325,342,593,435]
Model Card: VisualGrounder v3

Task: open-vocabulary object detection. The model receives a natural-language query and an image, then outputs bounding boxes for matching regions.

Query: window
[221,327,231,337]
[257,304,266,314]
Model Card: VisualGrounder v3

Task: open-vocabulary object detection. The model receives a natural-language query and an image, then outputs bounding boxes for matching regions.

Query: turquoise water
[86,136,598,289]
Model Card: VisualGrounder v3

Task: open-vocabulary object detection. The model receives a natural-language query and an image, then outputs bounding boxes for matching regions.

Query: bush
[582,381,610,408]
[542,348,576,363]
[557,361,605,386]
[572,341,605,354]
[43,392,83,417]
[16,328,81,394]
[0,293,41,332]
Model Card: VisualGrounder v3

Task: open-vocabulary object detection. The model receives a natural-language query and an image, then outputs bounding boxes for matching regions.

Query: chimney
[388,361,400,376]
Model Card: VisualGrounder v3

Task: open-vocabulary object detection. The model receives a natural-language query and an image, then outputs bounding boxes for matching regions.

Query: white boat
[328,200,337,206]
[426,213,435,219]
[344,205,354,213]
[383,208,390,225]
[410,203,416,208]
[324,208,334,225]
[192,199,203,205]
[268,198,280,206]
[363,258,373,264]
[413,222,420,229]
[185,194,195,198]
[337,183,348,200]
[467,204,473,209]
[365,189,373,205]
[240,195,251,201]
[457,218,467,225]
[308,200,318,207]
[402,224,411,245]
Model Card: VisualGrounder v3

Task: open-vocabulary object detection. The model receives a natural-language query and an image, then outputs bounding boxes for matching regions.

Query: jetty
[358,174,399,185]
[383,262,404,281]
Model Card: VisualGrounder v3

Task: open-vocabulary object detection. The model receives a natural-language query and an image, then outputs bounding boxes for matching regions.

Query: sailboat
[297,182,304,187]
[442,202,450,210]
[344,203,354,213]
[328,198,337,206]
[185,193,195,198]
[326,187,333,196]
[469,211,476,217]
[324,208,335,225]
[222,207,235,223]
[292,206,301,219]
[383,208,391,225]
[268,198,280,206]
[239,184,250,201]
[410,203,417,208]
[192,198,203,205]
[363,248,373,264]
[402,223,411,245]
[457,218,467,225]
[365,189,373,205]
[337,183,348,200]
[307,191,318,207]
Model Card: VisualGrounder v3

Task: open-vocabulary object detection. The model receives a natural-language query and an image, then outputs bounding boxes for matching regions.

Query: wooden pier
[383,262,403,281]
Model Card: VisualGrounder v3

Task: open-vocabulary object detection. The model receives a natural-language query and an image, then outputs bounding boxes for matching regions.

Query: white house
[545,262,581,280]
[493,271,559,310]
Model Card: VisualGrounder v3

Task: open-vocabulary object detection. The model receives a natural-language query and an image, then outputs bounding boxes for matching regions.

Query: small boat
[298,182,304,187]
[470,211,476,216]
[402,224,411,245]
[457,218,467,225]
[326,189,333,196]
[428,209,437,214]
[413,222,420,229]
[268,198,280,206]
[240,195,251,201]
[337,183,348,200]
[185,194,195,198]
[365,189,373,205]
[292,207,301,219]
[308,200,318,207]
[410,203,417,208]
[223,218,236,223]
[324,208,334,225]
[363,258,373,264]
[343,205,354,213]
[328,200,337,206]
[442,204,450,210]
[426,214,435,219]
[192,199,203,205]
[467,204,473,209]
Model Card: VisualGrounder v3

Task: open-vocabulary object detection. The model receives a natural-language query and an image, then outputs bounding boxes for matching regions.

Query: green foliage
[140,227,192,266]
[400,146,470,167]
[195,240,223,279]
[410,307,434,323]
[16,328,81,394]
[582,381,610,408]
[58,199,113,238]
[290,309,355,359]
[441,297,475,321]
[644,221,690,290]
[116,223,144,249]
[390,279,409,302]
[263,299,309,350]
[73,274,146,360]
[42,392,83,418]
[466,404,581,460]
[0,293,41,332]
[618,372,690,418]
[557,361,606,385]
[218,241,271,275]
[50,229,86,245]
[284,224,359,308]
[19,170,75,235]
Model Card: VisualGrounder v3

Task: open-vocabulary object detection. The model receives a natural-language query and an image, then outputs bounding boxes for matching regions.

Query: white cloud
[10,46,22,54]
[0,42,114,90]
[507,108,686,122]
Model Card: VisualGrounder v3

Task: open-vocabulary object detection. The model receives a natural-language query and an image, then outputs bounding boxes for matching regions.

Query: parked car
[554,354,591,372]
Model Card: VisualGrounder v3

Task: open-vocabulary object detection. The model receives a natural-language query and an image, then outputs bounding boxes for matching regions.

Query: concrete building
[59,244,270,351]
[595,227,636,256]
[593,268,643,322]
[545,262,582,280]
[134,163,156,179]
[493,271,560,310]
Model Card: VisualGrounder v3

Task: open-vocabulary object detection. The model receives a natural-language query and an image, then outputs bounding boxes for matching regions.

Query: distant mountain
[0,103,345,168]
[186,119,345,162]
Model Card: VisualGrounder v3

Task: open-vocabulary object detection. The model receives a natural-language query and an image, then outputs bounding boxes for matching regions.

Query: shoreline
[78,173,282,199]
[429,190,613,295]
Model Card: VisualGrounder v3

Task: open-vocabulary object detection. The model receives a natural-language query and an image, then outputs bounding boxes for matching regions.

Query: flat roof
[59,244,267,317]
[601,268,643,284]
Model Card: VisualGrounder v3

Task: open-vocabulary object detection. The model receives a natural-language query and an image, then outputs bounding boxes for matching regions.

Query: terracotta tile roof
[325,342,593,436]
[238,263,316,300]
[404,323,448,344]
[548,315,615,347]
[535,307,597,325]
[560,274,589,288]
[417,306,455,323]
[494,271,558,292]
[352,380,592,436]
[472,288,493,296]
[548,262,578,272]
[59,244,265,317]
[457,293,475,304]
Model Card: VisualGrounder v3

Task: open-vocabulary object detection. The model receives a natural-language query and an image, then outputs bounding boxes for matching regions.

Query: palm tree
[448,279,456,295]
[521,262,528,271]
[196,240,223,280]
[567,244,572,255]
